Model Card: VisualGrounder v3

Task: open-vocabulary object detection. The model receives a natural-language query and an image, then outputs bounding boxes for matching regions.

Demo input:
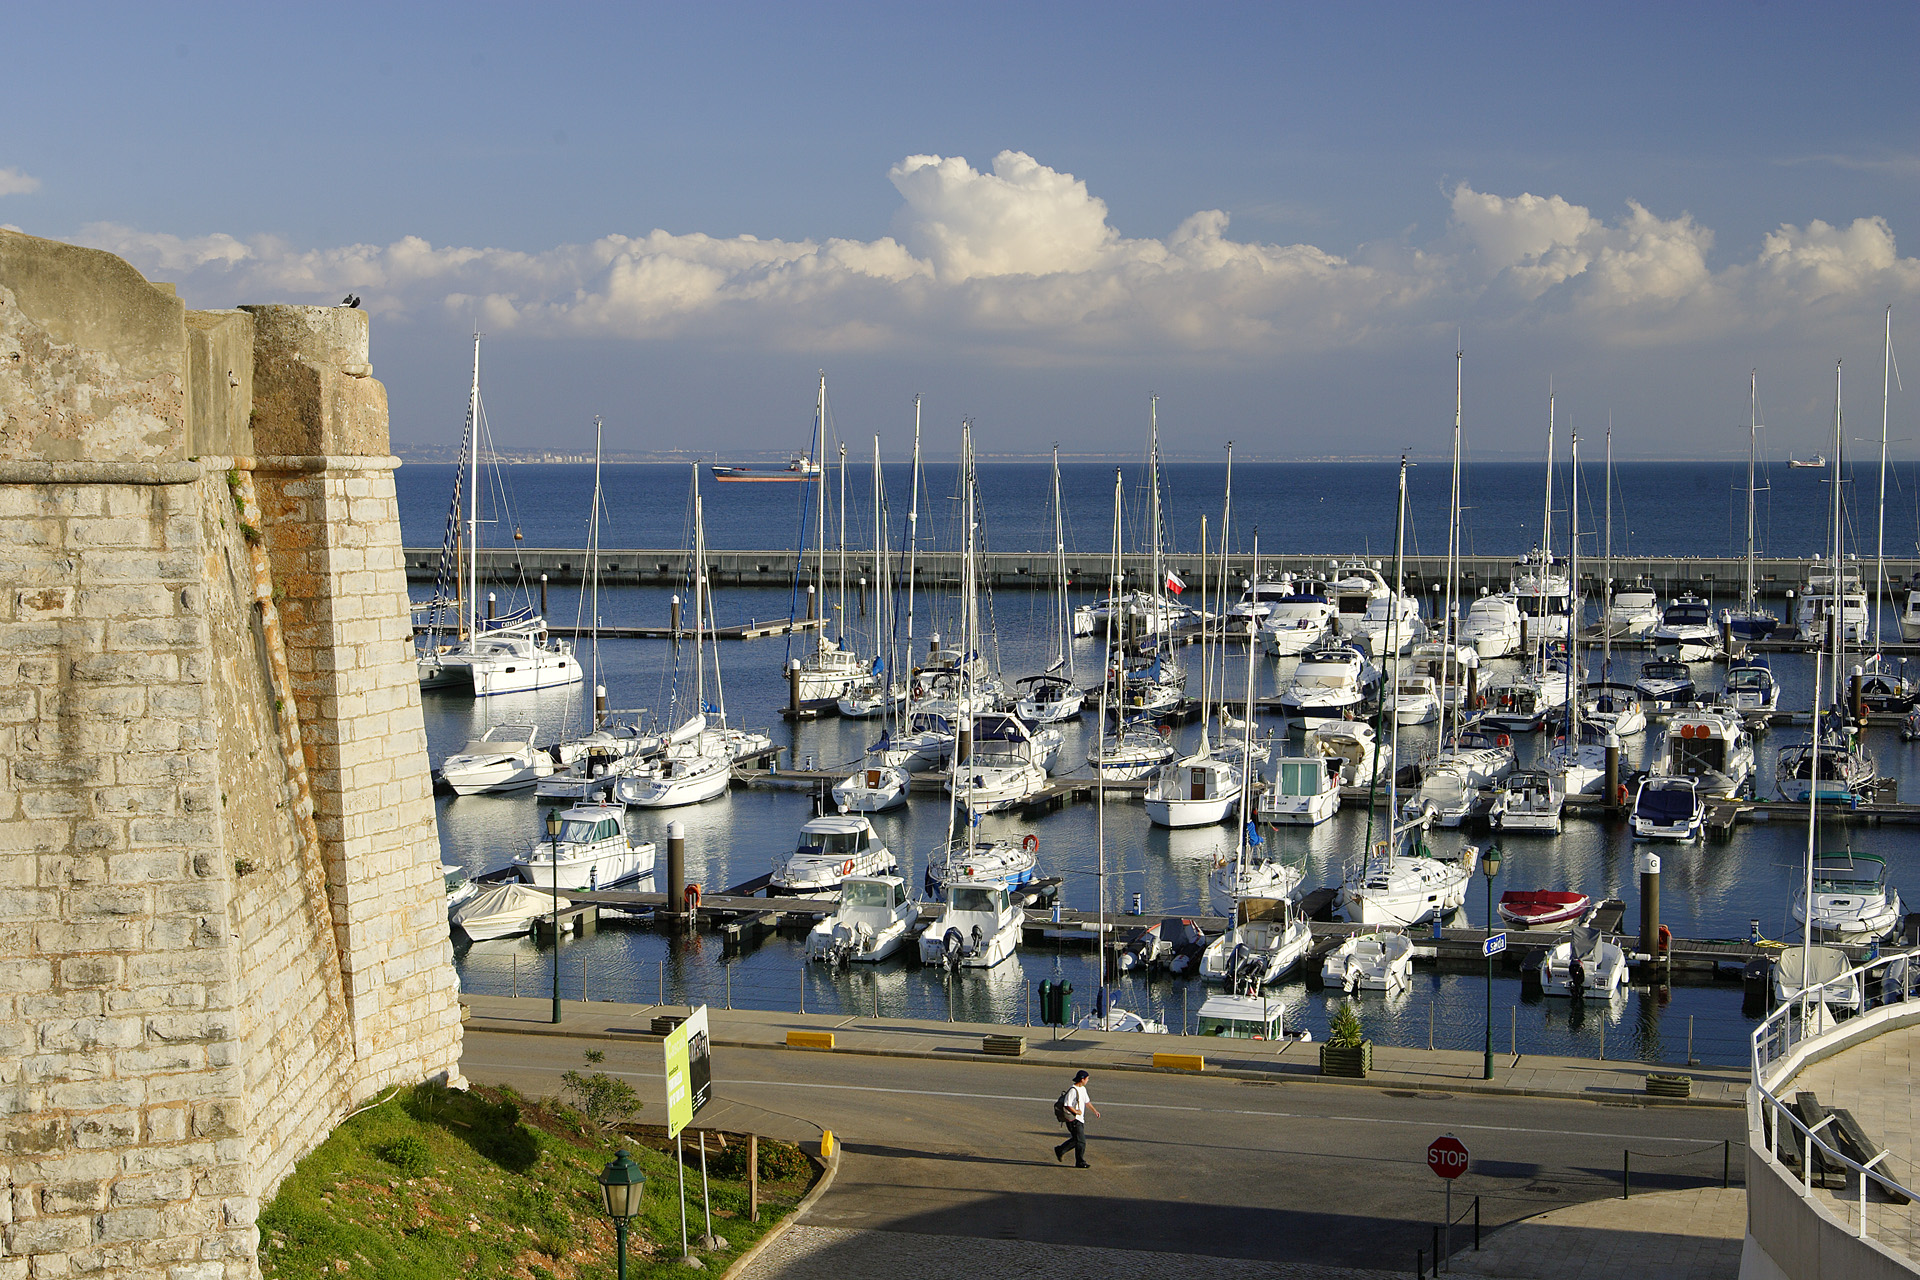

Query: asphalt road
[461,1030,1742,1271]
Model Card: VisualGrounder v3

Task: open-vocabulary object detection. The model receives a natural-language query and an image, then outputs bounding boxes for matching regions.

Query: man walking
[1053,1069,1099,1168]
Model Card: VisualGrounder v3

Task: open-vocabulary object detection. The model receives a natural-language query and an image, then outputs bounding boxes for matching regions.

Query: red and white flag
[1165,571,1185,595]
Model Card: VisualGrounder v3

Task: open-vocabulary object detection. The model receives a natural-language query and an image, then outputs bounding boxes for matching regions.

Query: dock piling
[667,821,686,926]
[1638,849,1661,966]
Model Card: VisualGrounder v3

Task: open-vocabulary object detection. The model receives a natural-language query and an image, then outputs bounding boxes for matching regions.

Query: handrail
[1748,946,1920,1242]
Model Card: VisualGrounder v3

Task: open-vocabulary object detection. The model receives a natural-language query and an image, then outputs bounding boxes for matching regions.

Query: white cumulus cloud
[0,168,41,197]
[66,153,1920,365]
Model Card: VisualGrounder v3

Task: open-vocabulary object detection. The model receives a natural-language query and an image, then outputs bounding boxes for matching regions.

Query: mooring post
[670,594,682,637]
[667,820,686,925]
[1605,732,1621,809]
[788,659,802,718]
[540,574,548,616]
[1639,848,1661,963]
[806,583,816,621]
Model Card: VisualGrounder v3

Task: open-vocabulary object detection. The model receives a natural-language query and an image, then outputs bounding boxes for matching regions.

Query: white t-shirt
[1065,1083,1091,1119]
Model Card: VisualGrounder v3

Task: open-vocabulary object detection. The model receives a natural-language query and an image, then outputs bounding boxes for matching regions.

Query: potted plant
[1319,1002,1371,1077]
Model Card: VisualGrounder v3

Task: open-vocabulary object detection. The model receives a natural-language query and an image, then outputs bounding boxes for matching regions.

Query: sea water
[401,462,1920,1066]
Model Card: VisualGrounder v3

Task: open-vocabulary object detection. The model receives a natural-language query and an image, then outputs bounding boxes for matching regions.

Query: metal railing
[1749,947,1920,1246]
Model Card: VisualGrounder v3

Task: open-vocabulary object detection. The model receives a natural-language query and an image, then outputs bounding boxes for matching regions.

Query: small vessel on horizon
[1789,453,1827,469]
[709,455,821,482]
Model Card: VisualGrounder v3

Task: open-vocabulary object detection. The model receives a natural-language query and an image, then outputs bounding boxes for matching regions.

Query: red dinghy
[1498,890,1591,928]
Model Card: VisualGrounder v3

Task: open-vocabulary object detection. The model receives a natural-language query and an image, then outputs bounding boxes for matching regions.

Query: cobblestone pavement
[1447,1187,1744,1280]
[738,1226,1409,1280]
[1787,1020,1920,1261]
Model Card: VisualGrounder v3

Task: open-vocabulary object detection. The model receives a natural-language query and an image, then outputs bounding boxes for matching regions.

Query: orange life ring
[1497,734,1511,748]
[1657,924,1672,953]
[840,859,854,876]
[1615,783,1629,807]
[1022,833,1040,853]
[1158,724,1173,739]
[684,883,702,911]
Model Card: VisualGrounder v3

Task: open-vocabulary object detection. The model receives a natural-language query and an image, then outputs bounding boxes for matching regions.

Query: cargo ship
[710,455,822,483]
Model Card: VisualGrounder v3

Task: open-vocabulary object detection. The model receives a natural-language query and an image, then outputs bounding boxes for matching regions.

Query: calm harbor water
[399,459,1920,1069]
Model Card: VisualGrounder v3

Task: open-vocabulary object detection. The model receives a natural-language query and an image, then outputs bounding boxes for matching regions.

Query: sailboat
[837,437,902,719]
[1581,425,1649,737]
[1088,470,1176,780]
[1209,578,1306,915]
[833,434,912,818]
[792,375,868,710]
[417,335,582,697]
[1775,645,1865,1013]
[1342,457,1476,927]
[616,469,733,809]
[1145,495,1242,828]
[1017,445,1087,726]
[1724,373,1780,641]
[1544,432,1608,796]
[1777,364,1878,804]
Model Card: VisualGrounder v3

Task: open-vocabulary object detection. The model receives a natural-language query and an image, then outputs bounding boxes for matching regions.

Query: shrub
[560,1070,642,1131]
[376,1134,432,1177]
[1328,1002,1365,1049]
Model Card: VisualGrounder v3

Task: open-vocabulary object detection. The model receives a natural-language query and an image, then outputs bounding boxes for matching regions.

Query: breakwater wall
[405,547,1917,600]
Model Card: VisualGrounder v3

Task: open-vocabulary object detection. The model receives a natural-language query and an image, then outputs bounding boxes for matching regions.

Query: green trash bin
[1038,978,1073,1027]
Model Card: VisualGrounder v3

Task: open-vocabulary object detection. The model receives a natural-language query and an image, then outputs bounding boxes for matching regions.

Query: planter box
[1645,1072,1692,1098]
[1320,1041,1372,1078]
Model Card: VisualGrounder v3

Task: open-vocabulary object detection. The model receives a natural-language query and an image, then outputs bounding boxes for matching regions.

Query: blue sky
[3,3,1916,458]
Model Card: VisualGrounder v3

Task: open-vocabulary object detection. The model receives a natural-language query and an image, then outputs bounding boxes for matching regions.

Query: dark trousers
[1055,1120,1087,1165]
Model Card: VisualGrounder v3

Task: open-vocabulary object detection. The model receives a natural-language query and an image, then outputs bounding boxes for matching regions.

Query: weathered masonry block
[0,229,462,1280]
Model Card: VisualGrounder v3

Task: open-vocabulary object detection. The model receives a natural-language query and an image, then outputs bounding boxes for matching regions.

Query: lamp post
[597,1148,646,1280]
[547,807,563,1025]
[1482,843,1503,1080]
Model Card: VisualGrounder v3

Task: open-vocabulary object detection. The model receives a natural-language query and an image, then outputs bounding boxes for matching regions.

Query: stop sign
[1428,1134,1470,1179]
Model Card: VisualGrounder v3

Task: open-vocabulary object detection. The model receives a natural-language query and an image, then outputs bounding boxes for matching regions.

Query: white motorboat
[917,881,1021,969]
[1479,669,1570,734]
[833,761,911,813]
[1633,658,1696,708]
[1143,747,1242,828]
[1543,722,1612,797]
[1259,751,1341,826]
[1631,776,1702,841]
[1772,944,1863,1012]
[513,802,656,890]
[773,814,898,895]
[836,679,901,719]
[1509,548,1572,642]
[1355,592,1424,658]
[1540,926,1629,1000]
[1651,594,1719,661]
[1389,672,1441,725]
[535,724,660,802]
[442,863,477,912]
[1404,770,1481,829]
[1604,587,1662,638]
[948,713,1051,813]
[1328,560,1391,637]
[1491,769,1565,834]
[1088,723,1176,780]
[452,882,568,942]
[1408,639,1479,709]
[1196,993,1309,1040]
[1208,854,1303,919]
[1902,575,1920,643]
[873,712,955,774]
[923,837,1039,898]
[615,742,731,808]
[1792,853,1903,940]
[1656,705,1754,799]
[1794,568,1869,644]
[1776,730,1879,804]
[1274,641,1377,718]
[1305,719,1382,787]
[1201,899,1312,989]
[1580,682,1647,737]
[437,723,556,796]
[1459,592,1524,659]
[1722,658,1779,719]
[1320,931,1416,993]
[1015,674,1085,725]
[1228,575,1303,626]
[1339,831,1475,926]
[1258,576,1336,657]
[1075,993,1171,1034]
[805,875,921,964]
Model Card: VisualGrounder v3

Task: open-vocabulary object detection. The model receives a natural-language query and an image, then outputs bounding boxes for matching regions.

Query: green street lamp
[547,807,564,1025]
[1482,843,1503,1080]
[598,1148,646,1280]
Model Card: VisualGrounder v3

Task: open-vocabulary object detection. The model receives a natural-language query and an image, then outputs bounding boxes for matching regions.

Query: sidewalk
[1447,1187,1745,1280]
[460,994,1747,1107]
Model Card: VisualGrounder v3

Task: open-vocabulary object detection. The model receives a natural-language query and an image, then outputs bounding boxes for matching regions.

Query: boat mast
[1051,443,1071,679]
[1567,431,1580,746]
[837,440,849,646]
[1217,441,1236,740]
[589,416,603,724]
[1099,470,1123,772]
[872,434,886,694]
[1875,307,1893,657]
[1801,643,1822,1024]
[1197,514,1210,747]
[1539,388,1555,665]
[464,334,481,642]
[813,373,829,654]
[1386,455,1409,868]
[1829,362,1845,708]
[692,467,707,723]
[1603,420,1613,681]
[902,399,922,733]
[1746,373,1759,619]
[1233,534,1261,916]
[1149,395,1162,633]
[1445,346,1463,732]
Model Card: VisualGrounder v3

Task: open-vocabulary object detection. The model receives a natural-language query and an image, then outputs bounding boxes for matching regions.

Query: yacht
[1631,776,1703,841]
[1459,592,1524,658]
[1274,641,1377,718]
[1201,899,1312,989]
[1320,930,1416,993]
[1901,574,1920,642]
[1651,594,1718,661]
[1305,719,1383,788]
[1856,670,1916,714]
[615,736,732,809]
[1603,586,1662,638]
[1656,705,1754,798]
[1543,722,1613,797]
[1354,592,1424,658]
[437,723,555,796]
[948,713,1052,813]
[1327,561,1391,638]
[1792,853,1903,940]
[1014,674,1084,725]
[1259,751,1341,826]
[1258,576,1337,657]
[917,881,1021,969]
[1479,669,1571,733]
[1228,574,1305,626]
[1208,855,1303,920]
[1088,722,1176,781]
[1776,728,1878,804]
[534,723,661,802]
[1509,548,1573,641]
[773,814,898,895]
[1722,657,1779,719]
[441,863,476,912]
[513,802,656,890]
[1339,828,1476,925]
[420,614,582,698]
[1408,639,1480,709]
[1539,927,1629,1000]
[872,712,955,774]
[923,838,1038,898]
[1389,671,1441,725]
[1795,568,1869,644]
[1143,747,1242,828]
[1580,682,1647,737]
[452,882,569,942]
[832,760,911,813]
[1491,769,1565,834]
[1634,657,1696,709]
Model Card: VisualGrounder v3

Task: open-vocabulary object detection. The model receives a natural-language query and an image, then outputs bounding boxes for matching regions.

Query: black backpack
[1054,1088,1073,1125]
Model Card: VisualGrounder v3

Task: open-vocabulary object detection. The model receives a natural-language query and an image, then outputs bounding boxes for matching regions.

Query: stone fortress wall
[0,230,463,1279]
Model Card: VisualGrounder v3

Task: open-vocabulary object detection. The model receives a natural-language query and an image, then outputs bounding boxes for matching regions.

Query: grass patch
[259,1082,814,1279]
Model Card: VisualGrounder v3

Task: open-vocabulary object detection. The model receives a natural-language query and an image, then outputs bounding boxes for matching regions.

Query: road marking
[461,1057,1723,1145]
